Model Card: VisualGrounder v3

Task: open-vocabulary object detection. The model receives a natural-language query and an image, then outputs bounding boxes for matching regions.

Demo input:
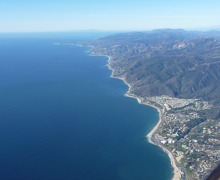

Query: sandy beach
[106,55,183,180]
[145,107,183,180]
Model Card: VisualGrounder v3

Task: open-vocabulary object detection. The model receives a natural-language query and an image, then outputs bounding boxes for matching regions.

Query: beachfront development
[144,96,219,179]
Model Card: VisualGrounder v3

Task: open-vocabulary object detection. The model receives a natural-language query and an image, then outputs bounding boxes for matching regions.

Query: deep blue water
[0,34,172,180]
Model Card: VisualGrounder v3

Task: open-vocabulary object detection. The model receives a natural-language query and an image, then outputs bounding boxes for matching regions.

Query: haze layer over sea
[0,33,172,180]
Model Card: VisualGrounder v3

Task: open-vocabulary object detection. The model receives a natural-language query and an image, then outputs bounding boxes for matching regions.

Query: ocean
[0,33,172,180]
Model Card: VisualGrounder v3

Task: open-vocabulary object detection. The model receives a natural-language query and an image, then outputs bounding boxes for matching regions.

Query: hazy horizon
[0,0,220,33]
[1,27,220,35]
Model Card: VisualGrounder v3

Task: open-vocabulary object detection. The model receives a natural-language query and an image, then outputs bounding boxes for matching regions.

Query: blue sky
[0,0,220,32]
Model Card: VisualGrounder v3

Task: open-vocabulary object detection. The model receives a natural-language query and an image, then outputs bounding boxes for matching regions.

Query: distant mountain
[88,29,220,119]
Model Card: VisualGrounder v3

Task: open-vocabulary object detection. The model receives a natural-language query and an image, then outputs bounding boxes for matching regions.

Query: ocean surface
[0,34,172,180]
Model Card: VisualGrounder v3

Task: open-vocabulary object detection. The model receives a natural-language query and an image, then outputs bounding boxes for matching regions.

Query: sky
[0,0,220,32]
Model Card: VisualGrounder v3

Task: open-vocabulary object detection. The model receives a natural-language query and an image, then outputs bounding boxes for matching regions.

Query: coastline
[85,46,183,180]
[105,55,183,180]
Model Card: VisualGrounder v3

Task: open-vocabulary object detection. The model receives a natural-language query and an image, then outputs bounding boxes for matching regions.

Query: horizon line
[0,27,220,34]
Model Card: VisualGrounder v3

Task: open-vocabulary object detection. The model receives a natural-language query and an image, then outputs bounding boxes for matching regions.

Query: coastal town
[141,95,220,179]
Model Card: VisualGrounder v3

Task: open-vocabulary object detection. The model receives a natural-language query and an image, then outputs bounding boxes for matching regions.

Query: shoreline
[106,55,183,180]
[86,46,183,180]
